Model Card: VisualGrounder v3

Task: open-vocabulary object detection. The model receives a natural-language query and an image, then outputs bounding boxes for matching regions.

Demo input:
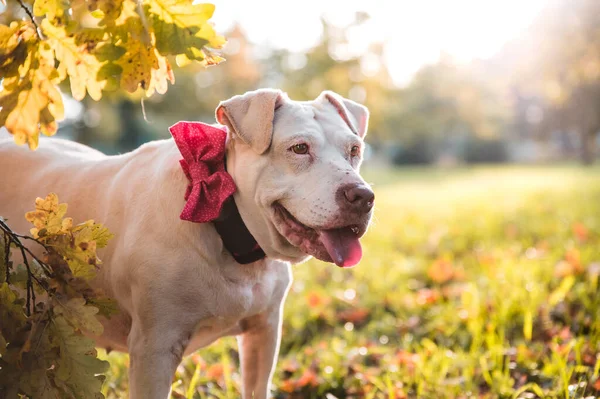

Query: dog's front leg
[127,318,193,399]
[236,307,283,399]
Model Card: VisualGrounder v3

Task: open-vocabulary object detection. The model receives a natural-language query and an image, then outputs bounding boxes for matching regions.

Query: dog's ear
[318,91,370,139]
[215,89,285,154]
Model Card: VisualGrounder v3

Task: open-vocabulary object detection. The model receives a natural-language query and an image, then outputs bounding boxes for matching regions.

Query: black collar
[213,198,266,264]
[213,157,266,264]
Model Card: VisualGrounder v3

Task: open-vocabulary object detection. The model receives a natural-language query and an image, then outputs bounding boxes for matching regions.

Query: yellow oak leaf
[0,23,21,59]
[116,38,159,92]
[41,19,107,101]
[24,193,114,280]
[25,193,69,238]
[86,0,124,22]
[110,0,146,42]
[146,51,175,96]
[0,38,64,149]
[33,0,69,20]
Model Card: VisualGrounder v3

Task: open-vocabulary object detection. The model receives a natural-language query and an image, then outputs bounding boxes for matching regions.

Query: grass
[101,165,600,399]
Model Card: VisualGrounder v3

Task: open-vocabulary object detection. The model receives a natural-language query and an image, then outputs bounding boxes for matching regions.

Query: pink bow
[169,121,236,223]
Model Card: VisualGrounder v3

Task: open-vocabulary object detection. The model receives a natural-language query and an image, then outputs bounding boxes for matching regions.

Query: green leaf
[144,0,225,60]
[9,264,29,290]
[86,295,119,318]
[20,368,61,399]
[54,297,104,335]
[87,223,115,249]
[0,330,6,356]
[94,42,126,62]
[0,282,27,341]
[97,62,123,92]
[51,316,109,398]
[0,282,26,322]
[65,256,97,282]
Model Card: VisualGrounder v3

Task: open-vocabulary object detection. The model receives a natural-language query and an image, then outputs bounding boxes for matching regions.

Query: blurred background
[2,0,600,166]
[2,1,600,397]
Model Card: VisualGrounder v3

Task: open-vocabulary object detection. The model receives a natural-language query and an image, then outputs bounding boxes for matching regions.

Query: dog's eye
[290,143,309,155]
[350,145,360,157]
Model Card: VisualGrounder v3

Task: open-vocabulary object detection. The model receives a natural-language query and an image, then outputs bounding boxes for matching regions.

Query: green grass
[101,165,600,399]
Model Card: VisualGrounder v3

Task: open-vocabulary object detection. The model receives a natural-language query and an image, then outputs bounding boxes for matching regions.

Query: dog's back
[0,137,113,236]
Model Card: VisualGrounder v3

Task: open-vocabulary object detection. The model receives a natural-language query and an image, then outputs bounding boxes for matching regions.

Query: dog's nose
[343,184,375,213]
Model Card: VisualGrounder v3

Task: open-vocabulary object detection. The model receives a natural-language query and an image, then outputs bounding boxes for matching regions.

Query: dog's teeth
[351,226,359,235]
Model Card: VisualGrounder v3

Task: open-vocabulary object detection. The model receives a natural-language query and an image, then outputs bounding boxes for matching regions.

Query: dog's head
[216,89,374,267]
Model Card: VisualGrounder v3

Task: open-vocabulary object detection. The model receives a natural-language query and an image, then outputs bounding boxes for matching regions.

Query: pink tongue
[319,228,363,268]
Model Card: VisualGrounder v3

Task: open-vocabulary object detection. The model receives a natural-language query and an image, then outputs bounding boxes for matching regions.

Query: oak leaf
[42,19,107,101]
[51,316,109,397]
[54,297,104,335]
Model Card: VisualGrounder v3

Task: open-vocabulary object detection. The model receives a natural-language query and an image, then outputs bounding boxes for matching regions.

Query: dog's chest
[184,260,291,354]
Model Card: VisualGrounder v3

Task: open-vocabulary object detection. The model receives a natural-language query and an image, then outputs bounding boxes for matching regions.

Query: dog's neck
[157,137,266,265]
[214,156,266,264]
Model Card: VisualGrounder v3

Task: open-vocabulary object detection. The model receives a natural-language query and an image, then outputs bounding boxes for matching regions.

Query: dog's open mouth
[272,203,366,267]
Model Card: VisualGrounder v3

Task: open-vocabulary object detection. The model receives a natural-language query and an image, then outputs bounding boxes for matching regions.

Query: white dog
[0,89,374,399]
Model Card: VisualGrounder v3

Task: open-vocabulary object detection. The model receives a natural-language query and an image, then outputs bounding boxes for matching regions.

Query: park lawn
[101,165,600,399]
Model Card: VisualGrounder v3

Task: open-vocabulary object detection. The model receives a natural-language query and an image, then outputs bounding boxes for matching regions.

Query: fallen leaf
[427,258,455,284]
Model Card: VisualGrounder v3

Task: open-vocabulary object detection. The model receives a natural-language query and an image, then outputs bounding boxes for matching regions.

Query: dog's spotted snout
[341,184,375,214]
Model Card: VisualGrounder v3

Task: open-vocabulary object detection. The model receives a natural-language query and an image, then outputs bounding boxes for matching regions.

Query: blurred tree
[269,16,395,143]
[518,0,600,164]
[68,15,400,152]
[388,57,510,164]
[268,16,510,164]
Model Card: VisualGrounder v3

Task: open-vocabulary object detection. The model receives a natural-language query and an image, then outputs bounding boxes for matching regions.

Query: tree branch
[15,0,42,40]
[3,232,10,283]
[0,218,52,315]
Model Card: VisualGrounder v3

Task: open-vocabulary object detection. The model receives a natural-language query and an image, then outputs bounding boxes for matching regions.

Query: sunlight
[210,0,547,86]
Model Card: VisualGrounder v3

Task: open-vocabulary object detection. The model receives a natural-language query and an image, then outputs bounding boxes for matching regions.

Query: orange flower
[396,351,420,368]
[427,258,454,283]
[416,288,440,305]
[558,326,572,341]
[280,380,296,393]
[572,222,588,241]
[393,388,408,399]
[338,307,370,324]
[206,364,224,379]
[191,354,206,368]
[554,260,575,278]
[565,248,584,274]
[307,291,326,308]
[296,369,319,388]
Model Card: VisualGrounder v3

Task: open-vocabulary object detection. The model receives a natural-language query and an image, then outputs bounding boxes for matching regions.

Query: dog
[0,89,374,399]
